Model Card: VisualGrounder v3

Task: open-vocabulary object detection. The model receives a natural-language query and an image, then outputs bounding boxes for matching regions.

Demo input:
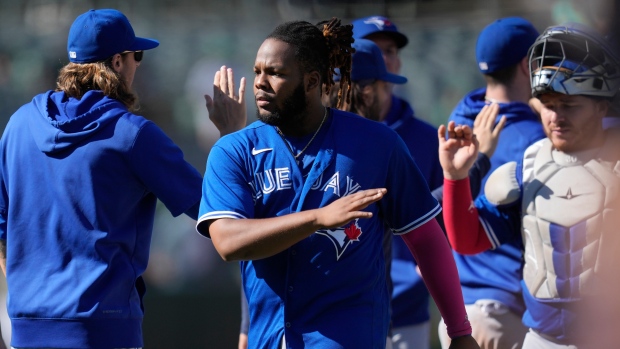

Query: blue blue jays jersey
[197,108,441,349]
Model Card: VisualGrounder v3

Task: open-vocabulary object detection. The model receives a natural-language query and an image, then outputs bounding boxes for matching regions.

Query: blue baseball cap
[352,16,408,49]
[67,9,160,63]
[475,17,539,74]
[349,39,407,84]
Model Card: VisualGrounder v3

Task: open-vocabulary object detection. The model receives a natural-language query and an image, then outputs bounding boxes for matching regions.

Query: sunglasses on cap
[121,50,144,62]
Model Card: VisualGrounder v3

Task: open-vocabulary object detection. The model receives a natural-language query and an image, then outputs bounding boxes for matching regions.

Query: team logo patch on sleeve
[316,219,363,260]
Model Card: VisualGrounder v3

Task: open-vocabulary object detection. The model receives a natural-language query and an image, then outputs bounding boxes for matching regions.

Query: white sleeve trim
[392,203,442,235]
[479,216,500,249]
[198,211,247,222]
[195,211,247,238]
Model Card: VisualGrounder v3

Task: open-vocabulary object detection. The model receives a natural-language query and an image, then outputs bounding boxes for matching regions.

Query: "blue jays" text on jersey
[197,109,441,349]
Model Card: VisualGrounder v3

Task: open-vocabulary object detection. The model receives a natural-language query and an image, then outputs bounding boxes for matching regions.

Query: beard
[256,81,307,129]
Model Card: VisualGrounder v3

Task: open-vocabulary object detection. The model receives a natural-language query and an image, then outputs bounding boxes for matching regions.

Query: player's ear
[594,98,610,118]
[110,53,123,73]
[305,71,321,93]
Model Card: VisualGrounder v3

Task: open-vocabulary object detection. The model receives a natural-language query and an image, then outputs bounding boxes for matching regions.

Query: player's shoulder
[520,138,548,183]
[523,138,547,159]
[448,89,486,124]
[330,108,385,129]
[212,120,270,150]
[409,116,437,133]
[331,108,398,139]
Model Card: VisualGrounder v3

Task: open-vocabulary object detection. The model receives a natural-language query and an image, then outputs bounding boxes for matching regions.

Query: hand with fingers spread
[473,103,506,158]
[315,189,387,229]
[205,65,247,137]
[438,121,479,180]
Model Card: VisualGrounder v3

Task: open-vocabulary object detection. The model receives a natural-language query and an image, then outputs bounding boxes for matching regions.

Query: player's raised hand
[315,188,387,229]
[205,65,247,137]
[438,121,479,180]
[473,103,506,157]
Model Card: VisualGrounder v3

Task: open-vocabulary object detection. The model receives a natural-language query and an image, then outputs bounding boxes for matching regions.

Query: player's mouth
[550,124,570,135]
[255,95,274,108]
[547,120,570,134]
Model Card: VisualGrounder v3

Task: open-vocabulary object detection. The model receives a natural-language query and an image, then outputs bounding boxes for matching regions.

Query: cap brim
[390,32,408,49]
[364,31,408,49]
[129,37,160,51]
[383,72,407,84]
[353,23,409,49]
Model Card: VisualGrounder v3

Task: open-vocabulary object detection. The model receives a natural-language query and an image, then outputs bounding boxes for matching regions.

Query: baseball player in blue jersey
[0,9,245,349]
[439,22,620,348]
[351,16,443,349]
[437,17,546,349]
[197,18,479,349]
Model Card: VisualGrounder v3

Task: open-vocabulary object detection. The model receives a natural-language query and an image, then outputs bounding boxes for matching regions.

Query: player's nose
[254,71,270,91]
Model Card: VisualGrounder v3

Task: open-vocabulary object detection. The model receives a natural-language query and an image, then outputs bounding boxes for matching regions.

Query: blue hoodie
[448,87,546,314]
[0,90,202,348]
[386,95,443,328]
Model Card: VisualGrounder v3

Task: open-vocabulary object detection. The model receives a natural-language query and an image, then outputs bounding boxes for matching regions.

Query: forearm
[400,219,471,338]
[209,210,321,261]
[206,188,385,261]
[431,153,490,206]
[443,178,491,254]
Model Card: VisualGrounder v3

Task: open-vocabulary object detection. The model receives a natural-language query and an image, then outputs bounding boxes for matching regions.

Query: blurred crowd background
[0,0,614,348]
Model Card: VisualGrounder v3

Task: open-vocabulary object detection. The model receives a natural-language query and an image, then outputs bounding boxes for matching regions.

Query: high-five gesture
[438,120,478,180]
[473,103,505,158]
[205,65,247,137]
[438,103,505,180]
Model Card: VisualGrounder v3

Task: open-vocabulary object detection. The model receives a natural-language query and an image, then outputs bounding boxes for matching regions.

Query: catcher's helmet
[529,22,620,99]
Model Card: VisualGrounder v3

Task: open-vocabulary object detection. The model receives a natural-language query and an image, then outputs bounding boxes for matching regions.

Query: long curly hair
[55,58,138,111]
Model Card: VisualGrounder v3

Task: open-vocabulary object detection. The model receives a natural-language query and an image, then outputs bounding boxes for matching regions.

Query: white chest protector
[484,129,620,301]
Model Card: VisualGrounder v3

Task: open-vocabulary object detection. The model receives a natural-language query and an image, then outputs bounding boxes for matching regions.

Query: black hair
[267,18,355,108]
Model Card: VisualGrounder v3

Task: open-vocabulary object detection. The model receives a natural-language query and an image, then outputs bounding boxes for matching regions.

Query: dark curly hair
[267,17,355,109]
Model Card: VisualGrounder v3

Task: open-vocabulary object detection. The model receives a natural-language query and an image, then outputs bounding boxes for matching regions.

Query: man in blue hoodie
[0,9,245,349]
[352,16,443,349]
[437,17,546,349]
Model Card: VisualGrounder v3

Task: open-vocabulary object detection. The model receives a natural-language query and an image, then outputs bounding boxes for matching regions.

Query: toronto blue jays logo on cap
[353,15,408,48]
[316,219,363,260]
[363,16,392,30]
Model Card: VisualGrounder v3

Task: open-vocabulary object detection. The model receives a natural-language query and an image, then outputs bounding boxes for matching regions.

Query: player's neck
[486,71,531,104]
[378,93,392,123]
[485,83,530,104]
[278,104,327,138]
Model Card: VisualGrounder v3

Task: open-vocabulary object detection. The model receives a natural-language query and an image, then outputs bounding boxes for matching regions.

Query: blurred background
[0,0,615,348]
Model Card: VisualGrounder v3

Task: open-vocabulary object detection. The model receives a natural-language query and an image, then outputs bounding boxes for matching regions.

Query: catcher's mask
[529,22,620,100]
